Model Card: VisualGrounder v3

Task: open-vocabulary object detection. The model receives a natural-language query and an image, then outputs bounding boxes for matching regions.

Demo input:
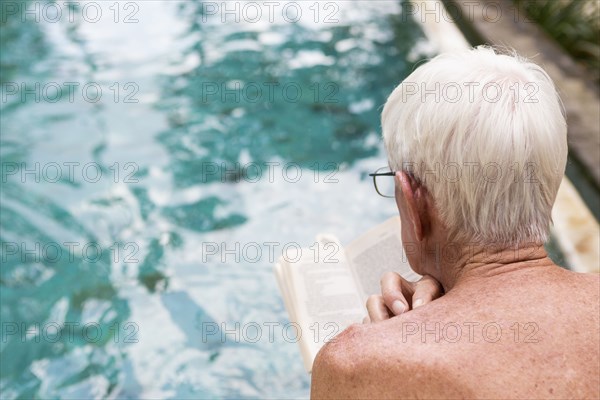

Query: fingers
[366,273,445,324]
[366,295,392,323]
[411,275,444,309]
[380,271,414,316]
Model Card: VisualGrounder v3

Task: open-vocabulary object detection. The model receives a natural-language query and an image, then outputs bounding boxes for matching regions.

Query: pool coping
[407,0,600,273]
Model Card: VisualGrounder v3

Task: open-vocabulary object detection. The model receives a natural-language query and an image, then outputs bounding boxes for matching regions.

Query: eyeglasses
[369,167,396,198]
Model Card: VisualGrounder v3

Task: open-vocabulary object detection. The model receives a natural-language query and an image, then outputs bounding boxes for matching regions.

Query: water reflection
[0,1,429,398]
[1,2,131,397]
[159,1,425,189]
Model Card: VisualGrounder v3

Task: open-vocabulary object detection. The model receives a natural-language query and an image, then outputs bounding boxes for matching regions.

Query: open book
[274,216,421,373]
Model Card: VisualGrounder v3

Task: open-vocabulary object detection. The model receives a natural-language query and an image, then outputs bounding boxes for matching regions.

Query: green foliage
[514,0,600,84]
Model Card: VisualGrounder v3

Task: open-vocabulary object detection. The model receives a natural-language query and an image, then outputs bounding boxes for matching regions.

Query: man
[311,47,600,399]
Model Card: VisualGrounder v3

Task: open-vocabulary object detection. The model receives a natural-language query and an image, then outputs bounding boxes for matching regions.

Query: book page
[346,216,421,301]
[275,234,366,372]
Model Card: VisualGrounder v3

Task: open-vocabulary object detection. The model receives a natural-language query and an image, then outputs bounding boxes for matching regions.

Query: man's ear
[395,171,426,241]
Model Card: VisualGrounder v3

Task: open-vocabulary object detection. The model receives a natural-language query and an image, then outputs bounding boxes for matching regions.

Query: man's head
[382,46,567,273]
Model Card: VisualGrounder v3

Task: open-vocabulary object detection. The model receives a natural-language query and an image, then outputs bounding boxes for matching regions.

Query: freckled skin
[311,172,599,399]
[311,262,600,399]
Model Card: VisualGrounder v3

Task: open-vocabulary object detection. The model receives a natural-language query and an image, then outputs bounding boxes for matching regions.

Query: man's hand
[364,272,443,323]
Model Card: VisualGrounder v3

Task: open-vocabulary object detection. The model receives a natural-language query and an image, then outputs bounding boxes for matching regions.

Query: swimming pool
[0,1,432,398]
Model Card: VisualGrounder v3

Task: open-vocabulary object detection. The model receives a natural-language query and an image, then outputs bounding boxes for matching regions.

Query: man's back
[312,265,600,399]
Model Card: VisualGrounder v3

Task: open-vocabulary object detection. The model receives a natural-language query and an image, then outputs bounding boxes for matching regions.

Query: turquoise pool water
[0,1,430,398]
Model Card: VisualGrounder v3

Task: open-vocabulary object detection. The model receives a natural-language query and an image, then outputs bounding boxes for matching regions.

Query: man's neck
[430,243,556,293]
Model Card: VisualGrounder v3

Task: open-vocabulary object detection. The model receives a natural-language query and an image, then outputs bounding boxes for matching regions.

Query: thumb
[411,275,443,309]
[380,271,415,315]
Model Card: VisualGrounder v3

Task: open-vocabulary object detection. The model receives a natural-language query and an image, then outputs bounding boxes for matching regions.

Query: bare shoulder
[310,270,599,399]
[566,269,600,287]
[559,270,600,309]
[577,271,600,292]
[310,322,402,399]
[310,321,465,399]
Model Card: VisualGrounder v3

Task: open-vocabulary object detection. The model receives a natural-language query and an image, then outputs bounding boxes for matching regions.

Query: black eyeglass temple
[368,172,396,177]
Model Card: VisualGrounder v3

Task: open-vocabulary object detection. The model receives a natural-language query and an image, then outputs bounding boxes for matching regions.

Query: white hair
[382,46,568,246]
